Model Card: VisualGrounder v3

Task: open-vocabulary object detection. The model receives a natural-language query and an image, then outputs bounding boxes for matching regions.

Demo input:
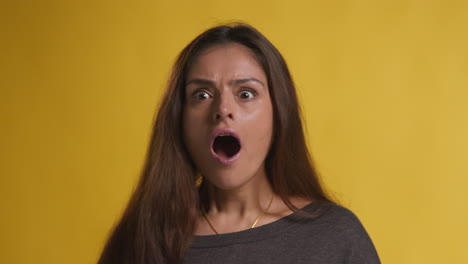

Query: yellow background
[1,0,467,263]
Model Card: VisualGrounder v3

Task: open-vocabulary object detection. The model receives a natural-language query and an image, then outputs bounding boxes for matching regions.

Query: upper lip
[210,127,241,148]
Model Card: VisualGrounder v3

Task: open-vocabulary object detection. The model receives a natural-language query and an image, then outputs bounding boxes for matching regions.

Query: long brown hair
[98,23,333,264]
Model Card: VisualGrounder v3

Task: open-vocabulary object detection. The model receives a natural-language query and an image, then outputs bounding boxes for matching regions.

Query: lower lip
[211,150,241,165]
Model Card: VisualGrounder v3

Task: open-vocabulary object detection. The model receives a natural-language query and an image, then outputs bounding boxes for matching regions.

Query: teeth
[219,133,231,136]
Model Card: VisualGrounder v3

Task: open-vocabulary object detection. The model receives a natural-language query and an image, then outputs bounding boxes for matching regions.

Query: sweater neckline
[191,201,326,248]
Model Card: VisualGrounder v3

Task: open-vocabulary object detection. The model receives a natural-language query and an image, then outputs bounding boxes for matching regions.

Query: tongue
[213,136,241,158]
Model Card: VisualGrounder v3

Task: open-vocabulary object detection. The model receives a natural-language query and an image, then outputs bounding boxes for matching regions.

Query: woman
[98,23,380,264]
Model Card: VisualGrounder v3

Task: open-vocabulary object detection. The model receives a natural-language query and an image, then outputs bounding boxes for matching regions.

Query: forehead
[186,43,266,82]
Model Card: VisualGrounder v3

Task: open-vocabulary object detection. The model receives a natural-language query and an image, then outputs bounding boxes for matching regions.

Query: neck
[204,167,274,218]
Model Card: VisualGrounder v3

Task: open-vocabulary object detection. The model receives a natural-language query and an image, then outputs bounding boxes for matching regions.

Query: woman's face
[182,43,273,190]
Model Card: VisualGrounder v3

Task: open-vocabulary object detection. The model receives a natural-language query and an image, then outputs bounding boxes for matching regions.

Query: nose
[213,92,234,122]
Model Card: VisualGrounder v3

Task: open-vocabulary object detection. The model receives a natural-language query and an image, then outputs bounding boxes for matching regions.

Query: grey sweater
[184,202,381,264]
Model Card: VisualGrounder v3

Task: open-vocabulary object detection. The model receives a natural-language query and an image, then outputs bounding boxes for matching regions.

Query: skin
[182,43,308,235]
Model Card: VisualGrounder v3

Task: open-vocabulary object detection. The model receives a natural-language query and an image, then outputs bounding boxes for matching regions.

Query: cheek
[246,103,274,148]
[260,110,274,142]
[183,108,205,132]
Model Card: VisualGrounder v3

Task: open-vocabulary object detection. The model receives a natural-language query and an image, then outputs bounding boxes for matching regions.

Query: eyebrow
[185,78,265,87]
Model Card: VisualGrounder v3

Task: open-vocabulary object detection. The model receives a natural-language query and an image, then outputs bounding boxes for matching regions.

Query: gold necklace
[202,195,274,235]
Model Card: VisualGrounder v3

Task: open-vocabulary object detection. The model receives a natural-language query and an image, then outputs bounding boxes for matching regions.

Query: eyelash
[191,88,257,101]
[192,89,211,100]
[238,88,257,99]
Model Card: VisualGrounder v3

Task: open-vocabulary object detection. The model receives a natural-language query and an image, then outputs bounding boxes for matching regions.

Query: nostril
[215,112,233,120]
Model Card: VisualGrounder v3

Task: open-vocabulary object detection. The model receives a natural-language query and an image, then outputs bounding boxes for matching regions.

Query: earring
[195,173,203,187]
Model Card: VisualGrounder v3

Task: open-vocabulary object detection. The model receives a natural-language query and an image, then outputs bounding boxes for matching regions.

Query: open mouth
[212,134,241,160]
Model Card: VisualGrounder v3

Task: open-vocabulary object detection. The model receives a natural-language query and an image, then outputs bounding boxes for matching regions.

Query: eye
[239,89,256,100]
[192,90,212,100]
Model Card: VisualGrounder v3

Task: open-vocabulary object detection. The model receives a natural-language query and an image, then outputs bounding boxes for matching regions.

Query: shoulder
[302,202,371,239]
[309,203,381,263]
[320,203,367,228]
